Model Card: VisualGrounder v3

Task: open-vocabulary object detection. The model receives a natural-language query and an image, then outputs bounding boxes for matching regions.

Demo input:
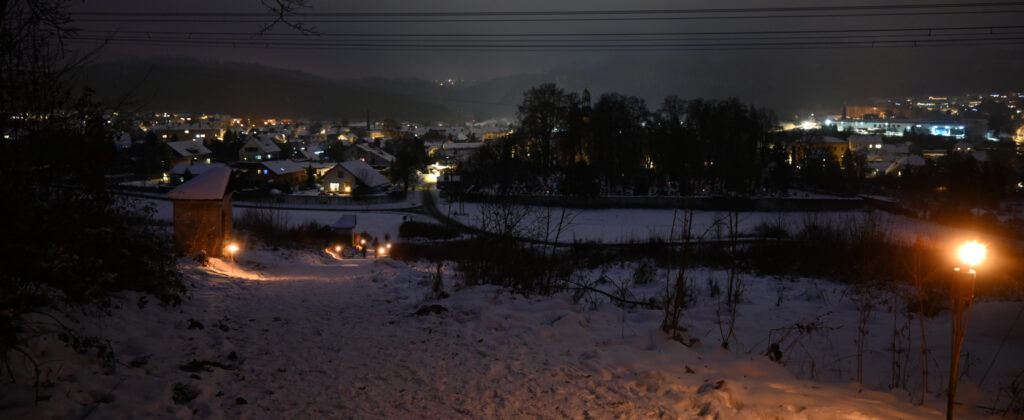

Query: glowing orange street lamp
[948,240,986,420]
[377,246,386,257]
[227,243,239,263]
[335,245,342,253]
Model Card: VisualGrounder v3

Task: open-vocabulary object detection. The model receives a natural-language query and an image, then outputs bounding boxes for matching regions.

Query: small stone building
[332,214,357,246]
[167,166,233,257]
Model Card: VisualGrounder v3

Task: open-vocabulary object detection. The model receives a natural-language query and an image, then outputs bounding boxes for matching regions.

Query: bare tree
[258,0,323,35]
[534,206,580,292]
[662,209,694,340]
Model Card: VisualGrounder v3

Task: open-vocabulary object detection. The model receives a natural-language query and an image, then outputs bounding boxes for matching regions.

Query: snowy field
[2,250,1019,418]
[439,194,987,246]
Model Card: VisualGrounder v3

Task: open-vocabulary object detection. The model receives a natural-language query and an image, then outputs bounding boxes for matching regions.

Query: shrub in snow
[633,259,656,285]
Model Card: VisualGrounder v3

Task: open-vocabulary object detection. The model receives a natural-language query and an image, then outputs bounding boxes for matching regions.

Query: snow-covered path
[4,251,970,419]
[174,254,685,419]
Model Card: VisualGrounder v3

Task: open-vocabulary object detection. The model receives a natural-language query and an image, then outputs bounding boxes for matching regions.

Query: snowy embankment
[4,250,1014,418]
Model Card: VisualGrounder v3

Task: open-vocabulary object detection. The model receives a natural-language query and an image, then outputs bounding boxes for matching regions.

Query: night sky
[65,0,1024,116]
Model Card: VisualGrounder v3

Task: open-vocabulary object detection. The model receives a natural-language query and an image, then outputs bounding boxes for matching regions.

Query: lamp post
[947,240,986,420]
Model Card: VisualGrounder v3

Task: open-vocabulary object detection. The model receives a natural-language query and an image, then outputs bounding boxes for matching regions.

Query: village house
[146,122,223,142]
[165,140,212,167]
[343,143,396,169]
[235,160,309,189]
[239,135,282,161]
[319,160,392,195]
[847,134,884,152]
[310,127,354,143]
[426,141,487,163]
[168,162,227,185]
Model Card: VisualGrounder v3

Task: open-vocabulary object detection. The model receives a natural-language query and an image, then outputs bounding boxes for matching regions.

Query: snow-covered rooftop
[258,160,306,175]
[166,140,212,157]
[166,166,231,200]
[169,162,227,176]
[246,136,282,153]
[339,160,391,188]
[353,143,396,163]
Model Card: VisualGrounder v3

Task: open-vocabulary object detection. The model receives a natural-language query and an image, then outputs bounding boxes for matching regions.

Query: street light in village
[947,240,986,420]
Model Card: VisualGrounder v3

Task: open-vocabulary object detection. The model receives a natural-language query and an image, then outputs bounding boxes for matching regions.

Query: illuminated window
[344,184,352,193]
[329,182,339,192]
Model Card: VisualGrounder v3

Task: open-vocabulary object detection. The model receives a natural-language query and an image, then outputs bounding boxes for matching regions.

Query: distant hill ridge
[79,58,466,122]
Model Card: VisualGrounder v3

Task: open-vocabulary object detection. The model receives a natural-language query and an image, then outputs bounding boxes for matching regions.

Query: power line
[69,31,1024,44]
[69,9,1024,24]
[67,2,1024,18]
[71,24,1024,39]
[66,34,1024,51]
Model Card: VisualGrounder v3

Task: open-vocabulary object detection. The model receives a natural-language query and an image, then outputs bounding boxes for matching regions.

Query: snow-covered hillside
[1,250,1017,418]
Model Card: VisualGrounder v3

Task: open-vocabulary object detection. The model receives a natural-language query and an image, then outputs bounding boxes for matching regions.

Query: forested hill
[78,58,463,122]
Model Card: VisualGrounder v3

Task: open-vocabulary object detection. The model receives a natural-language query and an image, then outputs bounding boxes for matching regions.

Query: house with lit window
[239,135,282,161]
[148,122,223,142]
[168,162,227,185]
[165,140,212,167]
[342,143,395,169]
[236,160,308,189]
[319,160,392,196]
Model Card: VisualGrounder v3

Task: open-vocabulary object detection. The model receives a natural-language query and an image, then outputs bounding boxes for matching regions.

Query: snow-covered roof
[259,160,306,175]
[246,136,281,153]
[353,143,396,162]
[821,136,846,144]
[339,160,391,188]
[296,149,318,161]
[167,166,231,200]
[166,140,212,157]
[169,162,227,176]
[332,214,357,229]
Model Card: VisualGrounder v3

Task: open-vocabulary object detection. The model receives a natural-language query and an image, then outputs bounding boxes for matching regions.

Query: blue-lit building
[826,118,966,139]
